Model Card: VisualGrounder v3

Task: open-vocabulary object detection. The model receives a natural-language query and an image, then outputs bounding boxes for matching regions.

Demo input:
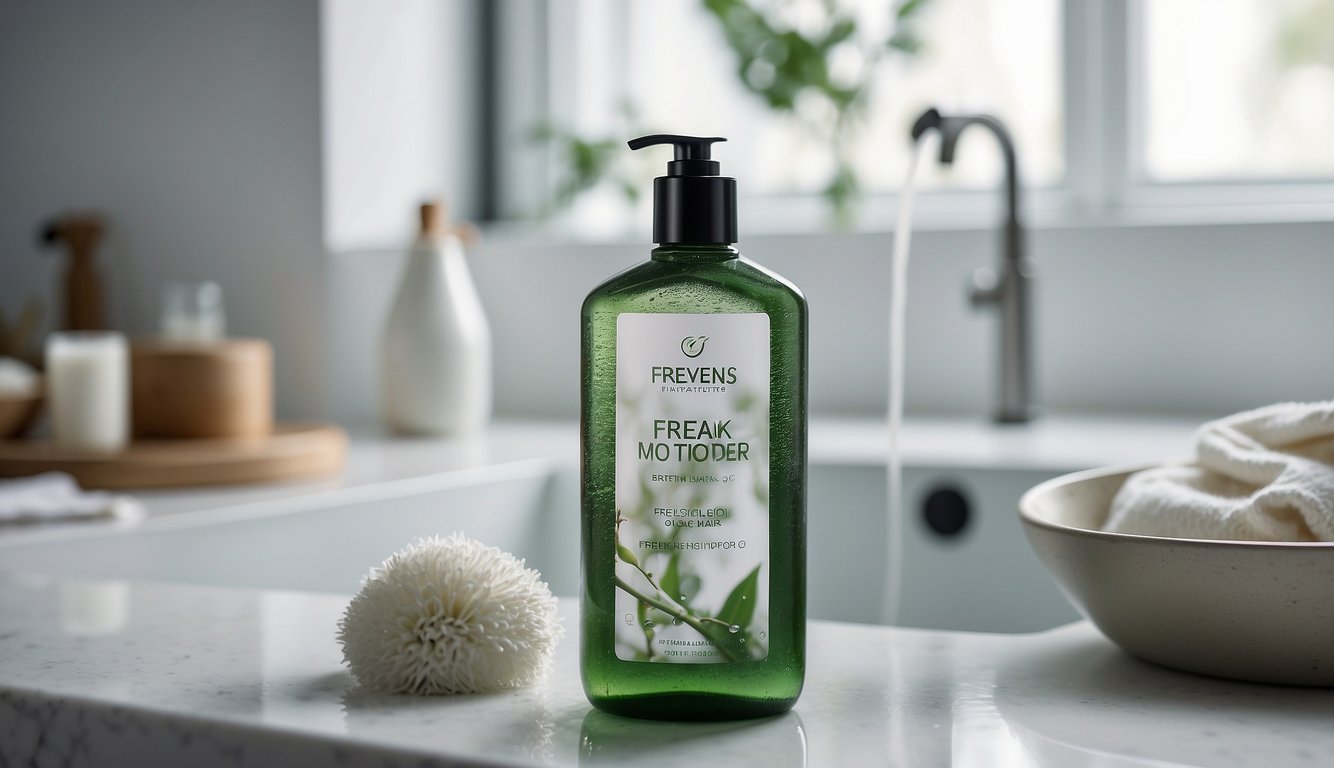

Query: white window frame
[495,0,1334,233]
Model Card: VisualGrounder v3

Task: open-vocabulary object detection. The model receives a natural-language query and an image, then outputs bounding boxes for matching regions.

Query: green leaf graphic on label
[660,553,681,604]
[680,335,709,358]
[616,542,639,568]
[678,573,701,605]
[716,565,760,632]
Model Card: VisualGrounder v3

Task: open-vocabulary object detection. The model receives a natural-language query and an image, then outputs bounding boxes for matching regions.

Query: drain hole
[922,486,970,538]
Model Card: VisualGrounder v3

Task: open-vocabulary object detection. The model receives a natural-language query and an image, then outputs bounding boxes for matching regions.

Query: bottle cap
[628,135,737,245]
[419,200,445,238]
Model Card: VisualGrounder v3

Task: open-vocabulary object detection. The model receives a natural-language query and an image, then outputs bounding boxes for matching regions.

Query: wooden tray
[0,423,347,490]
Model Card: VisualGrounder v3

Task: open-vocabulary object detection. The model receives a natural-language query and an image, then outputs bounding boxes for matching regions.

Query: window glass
[623,0,1063,195]
[1144,0,1334,181]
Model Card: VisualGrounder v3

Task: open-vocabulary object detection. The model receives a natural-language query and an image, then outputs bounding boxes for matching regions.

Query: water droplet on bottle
[740,637,747,643]
[740,595,748,600]
[672,616,683,626]
[643,620,655,628]
[728,624,740,634]
[679,595,688,602]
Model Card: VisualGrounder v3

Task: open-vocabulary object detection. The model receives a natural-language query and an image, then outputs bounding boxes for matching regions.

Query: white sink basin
[0,452,1080,633]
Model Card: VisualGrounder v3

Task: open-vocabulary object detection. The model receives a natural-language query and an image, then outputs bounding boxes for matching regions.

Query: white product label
[614,312,770,663]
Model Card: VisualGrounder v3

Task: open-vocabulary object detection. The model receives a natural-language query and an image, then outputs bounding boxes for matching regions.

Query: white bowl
[1020,463,1334,687]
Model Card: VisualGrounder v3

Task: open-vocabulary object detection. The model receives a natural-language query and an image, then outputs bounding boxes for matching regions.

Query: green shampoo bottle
[580,134,807,720]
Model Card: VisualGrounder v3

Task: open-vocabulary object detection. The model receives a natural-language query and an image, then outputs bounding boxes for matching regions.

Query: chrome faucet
[911,108,1034,424]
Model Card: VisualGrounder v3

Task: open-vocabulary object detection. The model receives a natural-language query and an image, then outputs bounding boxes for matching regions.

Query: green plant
[527,100,648,217]
[528,124,639,214]
[533,0,931,226]
[701,0,929,225]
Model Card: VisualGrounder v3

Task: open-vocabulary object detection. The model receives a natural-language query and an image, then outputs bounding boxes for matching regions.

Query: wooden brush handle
[43,215,106,331]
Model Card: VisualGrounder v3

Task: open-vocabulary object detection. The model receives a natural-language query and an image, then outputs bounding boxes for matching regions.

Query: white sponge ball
[338,534,562,695]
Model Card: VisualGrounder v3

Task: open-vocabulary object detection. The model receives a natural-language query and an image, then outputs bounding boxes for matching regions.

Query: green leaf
[824,160,861,227]
[678,573,702,606]
[896,0,929,20]
[526,121,558,142]
[824,17,857,47]
[886,30,922,54]
[616,542,639,568]
[715,565,760,631]
[636,471,656,519]
[660,553,681,603]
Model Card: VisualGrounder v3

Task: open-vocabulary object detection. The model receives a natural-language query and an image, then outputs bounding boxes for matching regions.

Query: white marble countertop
[1,415,1253,767]
[1,576,1329,768]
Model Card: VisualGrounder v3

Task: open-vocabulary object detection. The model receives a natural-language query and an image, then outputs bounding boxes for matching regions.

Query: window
[625,0,1062,193]
[499,0,1334,229]
[1142,0,1334,182]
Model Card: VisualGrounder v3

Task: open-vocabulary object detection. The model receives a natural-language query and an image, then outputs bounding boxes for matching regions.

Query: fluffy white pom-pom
[337,534,562,695]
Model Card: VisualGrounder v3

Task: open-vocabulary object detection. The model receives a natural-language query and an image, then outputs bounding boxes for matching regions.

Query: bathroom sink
[0,448,1080,633]
[0,460,577,596]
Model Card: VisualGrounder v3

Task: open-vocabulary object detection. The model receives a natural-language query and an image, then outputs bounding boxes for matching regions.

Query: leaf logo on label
[681,335,709,358]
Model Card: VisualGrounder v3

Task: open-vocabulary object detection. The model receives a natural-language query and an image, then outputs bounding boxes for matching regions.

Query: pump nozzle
[628,134,727,176]
[628,134,736,245]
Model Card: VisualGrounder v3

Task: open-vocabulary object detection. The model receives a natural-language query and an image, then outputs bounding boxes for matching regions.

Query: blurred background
[3,0,1333,430]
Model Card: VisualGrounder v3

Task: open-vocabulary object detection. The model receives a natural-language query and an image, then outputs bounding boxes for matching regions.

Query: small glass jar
[160,281,226,342]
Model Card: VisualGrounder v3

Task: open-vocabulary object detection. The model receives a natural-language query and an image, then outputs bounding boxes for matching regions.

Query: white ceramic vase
[381,231,492,436]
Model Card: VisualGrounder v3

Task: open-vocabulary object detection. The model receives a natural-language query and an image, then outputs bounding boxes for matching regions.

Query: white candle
[46,331,130,451]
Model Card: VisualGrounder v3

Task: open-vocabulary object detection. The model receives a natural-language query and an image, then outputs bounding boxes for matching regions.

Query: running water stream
[881,139,929,625]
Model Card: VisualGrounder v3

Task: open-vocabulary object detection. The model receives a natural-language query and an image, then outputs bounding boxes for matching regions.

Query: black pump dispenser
[628,134,737,245]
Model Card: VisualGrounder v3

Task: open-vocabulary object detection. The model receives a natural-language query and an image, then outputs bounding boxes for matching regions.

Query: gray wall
[321,0,481,250]
[0,0,326,417]
[331,218,1334,427]
[4,2,1328,428]
[0,0,482,420]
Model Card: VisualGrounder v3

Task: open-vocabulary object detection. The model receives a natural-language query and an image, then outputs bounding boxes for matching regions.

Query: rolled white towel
[0,472,144,525]
[1104,401,1334,542]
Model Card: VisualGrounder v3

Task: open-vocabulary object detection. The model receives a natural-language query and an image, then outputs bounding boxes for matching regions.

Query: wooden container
[0,423,346,489]
[131,338,272,439]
